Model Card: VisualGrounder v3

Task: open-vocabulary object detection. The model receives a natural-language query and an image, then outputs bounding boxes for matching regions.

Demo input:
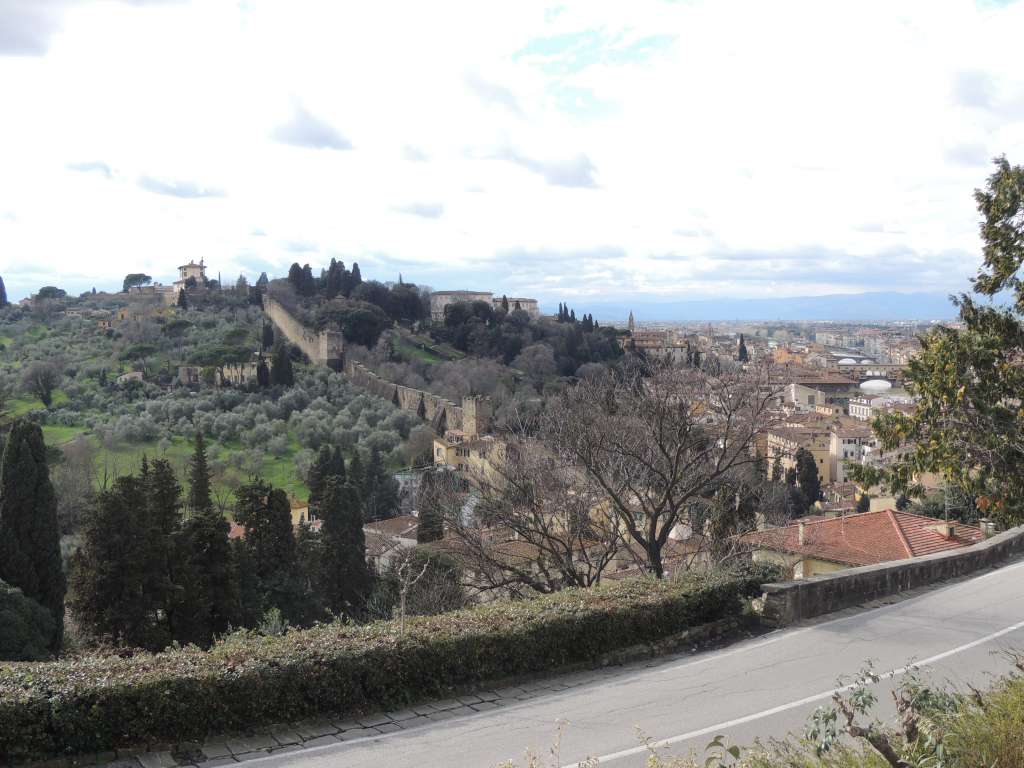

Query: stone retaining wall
[345,359,464,432]
[760,525,1024,626]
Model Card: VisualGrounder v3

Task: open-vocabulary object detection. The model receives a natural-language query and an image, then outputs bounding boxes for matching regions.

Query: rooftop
[740,510,984,567]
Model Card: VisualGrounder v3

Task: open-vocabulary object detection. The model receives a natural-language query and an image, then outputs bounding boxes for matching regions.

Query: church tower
[627,310,635,333]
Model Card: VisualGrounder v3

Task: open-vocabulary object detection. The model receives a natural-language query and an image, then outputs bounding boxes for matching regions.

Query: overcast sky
[1,0,1023,303]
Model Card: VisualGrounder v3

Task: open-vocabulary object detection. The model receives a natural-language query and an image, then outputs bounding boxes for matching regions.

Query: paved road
[251,561,1024,768]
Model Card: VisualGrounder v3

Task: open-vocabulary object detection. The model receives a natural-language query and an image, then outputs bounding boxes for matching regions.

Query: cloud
[497,147,598,188]
[272,103,352,150]
[0,0,67,56]
[402,145,429,162]
[465,73,524,116]
[66,160,113,178]
[945,143,991,167]
[250,228,266,237]
[137,174,225,198]
[283,240,317,253]
[393,202,444,219]
[951,70,997,110]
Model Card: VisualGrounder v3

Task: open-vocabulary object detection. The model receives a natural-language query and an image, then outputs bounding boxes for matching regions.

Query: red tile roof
[740,510,984,567]
[227,521,246,540]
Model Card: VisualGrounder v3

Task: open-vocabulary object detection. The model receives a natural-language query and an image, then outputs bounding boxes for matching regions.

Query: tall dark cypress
[319,478,369,617]
[271,341,294,387]
[188,431,213,514]
[415,470,446,544]
[0,275,8,308]
[307,445,334,508]
[0,421,66,651]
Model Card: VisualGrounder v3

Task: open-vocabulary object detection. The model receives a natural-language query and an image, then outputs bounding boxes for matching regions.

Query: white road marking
[561,617,1024,768]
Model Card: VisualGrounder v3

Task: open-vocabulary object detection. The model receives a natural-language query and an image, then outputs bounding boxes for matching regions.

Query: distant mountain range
[567,291,962,323]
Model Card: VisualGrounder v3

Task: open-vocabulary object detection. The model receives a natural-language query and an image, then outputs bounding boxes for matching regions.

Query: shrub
[0,581,55,662]
[0,569,769,761]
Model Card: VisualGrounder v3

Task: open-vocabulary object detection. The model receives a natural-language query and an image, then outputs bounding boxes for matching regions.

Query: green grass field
[4,390,71,419]
[42,428,310,503]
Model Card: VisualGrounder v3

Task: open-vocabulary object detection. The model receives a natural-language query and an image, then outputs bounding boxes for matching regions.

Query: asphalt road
[253,560,1024,768]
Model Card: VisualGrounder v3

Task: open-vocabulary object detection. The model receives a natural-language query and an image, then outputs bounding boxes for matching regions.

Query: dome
[839,357,857,365]
[860,359,872,364]
[860,379,893,392]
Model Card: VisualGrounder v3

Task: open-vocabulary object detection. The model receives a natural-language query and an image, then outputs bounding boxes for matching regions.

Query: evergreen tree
[300,264,316,297]
[0,421,66,651]
[0,275,7,308]
[256,357,270,388]
[350,262,362,289]
[331,446,347,481]
[771,456,783,484]
[270,341,294,387]
[307,444,334,508]
[234,480,299,620]
[856,494,871,513]
[261,323,274,351]
[362,448,400,522]
[737,334,749,363]
[319,478,369,617]
[795,447,822,511]
[287,262,303,291]
[347,452,365,499]
[415,470,446,543]
[169,510,237,646]
[177,288,188,309]
[416,393,426,419]
[501,295,509,312]
[392,386,400,407]
[70,475,168,649]
[187,431,213,515]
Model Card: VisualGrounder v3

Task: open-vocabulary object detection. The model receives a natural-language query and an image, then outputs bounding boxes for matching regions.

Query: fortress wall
[264,297,464,432]
[264,296,343,370]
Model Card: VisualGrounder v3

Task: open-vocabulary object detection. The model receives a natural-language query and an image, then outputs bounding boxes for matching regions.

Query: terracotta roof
[364,515,419,539]
[227,521,246,540]
[739,510,984,567]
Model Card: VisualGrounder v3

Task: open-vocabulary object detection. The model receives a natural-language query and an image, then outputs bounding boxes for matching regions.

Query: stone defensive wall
[263,296,465,432]
[263,296,344,371]
[345,358,464,432]
[759,524,1024,626]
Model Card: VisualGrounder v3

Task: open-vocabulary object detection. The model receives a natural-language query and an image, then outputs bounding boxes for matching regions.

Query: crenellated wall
[345,359,465,432]
[264,296,344,370]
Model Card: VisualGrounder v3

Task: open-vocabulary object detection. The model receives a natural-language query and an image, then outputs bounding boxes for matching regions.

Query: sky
[1,0,1023,305]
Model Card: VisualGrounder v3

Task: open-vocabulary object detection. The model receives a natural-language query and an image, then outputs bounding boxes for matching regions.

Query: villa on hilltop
[429,290,541,322]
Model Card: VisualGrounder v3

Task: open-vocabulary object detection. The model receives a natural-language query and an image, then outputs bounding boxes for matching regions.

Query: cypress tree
[270,341,294,387]
[319,478,369,617]
[256,357,270,388]
[737,334,749,363]
[287,262,303,290]
[307,445,334,508]
[177,289,188,309]
[795,448,822,511]
[0,421,65,651]
[501,295,509,312]
[392,386,400,407]
[362,448,399,522]
[188,431,213,515]
[350,262,362,289]
[261,323,274,351]
[331,446,347,482]
[416,393,426,420]
[415,470,446,544]
[347,452,365,499]
[70,475,168,649]
[169,510,237,646]
[0,275,7,308]
[234,480,299,620]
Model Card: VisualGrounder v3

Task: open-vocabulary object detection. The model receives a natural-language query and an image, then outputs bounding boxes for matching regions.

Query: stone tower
[628,310,635,333]
[462,395,493,438]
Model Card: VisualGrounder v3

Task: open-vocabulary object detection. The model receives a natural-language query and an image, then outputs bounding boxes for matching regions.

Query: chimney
[929,522,955,539]
[798,521,806,546]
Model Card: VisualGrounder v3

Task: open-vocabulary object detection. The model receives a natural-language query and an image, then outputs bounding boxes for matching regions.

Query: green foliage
[317,298,393,348]
[36,286,66,300]
[270,340,294,386]
[361,447,399,521]
[0,421,65,652]
[187,432,212,514]
[0,580,55,662]
[0,275,7,308]
[795,448,822,511]
[122,273,152,293]
[0,569,767,760]
[318,477,369,617]
[860,158,1024,526]
[415,470,446,543]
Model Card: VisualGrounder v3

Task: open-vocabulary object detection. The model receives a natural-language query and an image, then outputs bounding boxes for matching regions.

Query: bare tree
[543,358,783,577]
[52,436,98,535]
[440,424,623,597]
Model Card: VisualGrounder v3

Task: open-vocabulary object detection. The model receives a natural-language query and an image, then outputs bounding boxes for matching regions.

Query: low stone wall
[759,525,1024,626]
[345,359,464,431]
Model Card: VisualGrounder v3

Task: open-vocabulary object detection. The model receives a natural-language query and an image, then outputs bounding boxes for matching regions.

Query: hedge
[0,567,774,762]
[0,581,55,663]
